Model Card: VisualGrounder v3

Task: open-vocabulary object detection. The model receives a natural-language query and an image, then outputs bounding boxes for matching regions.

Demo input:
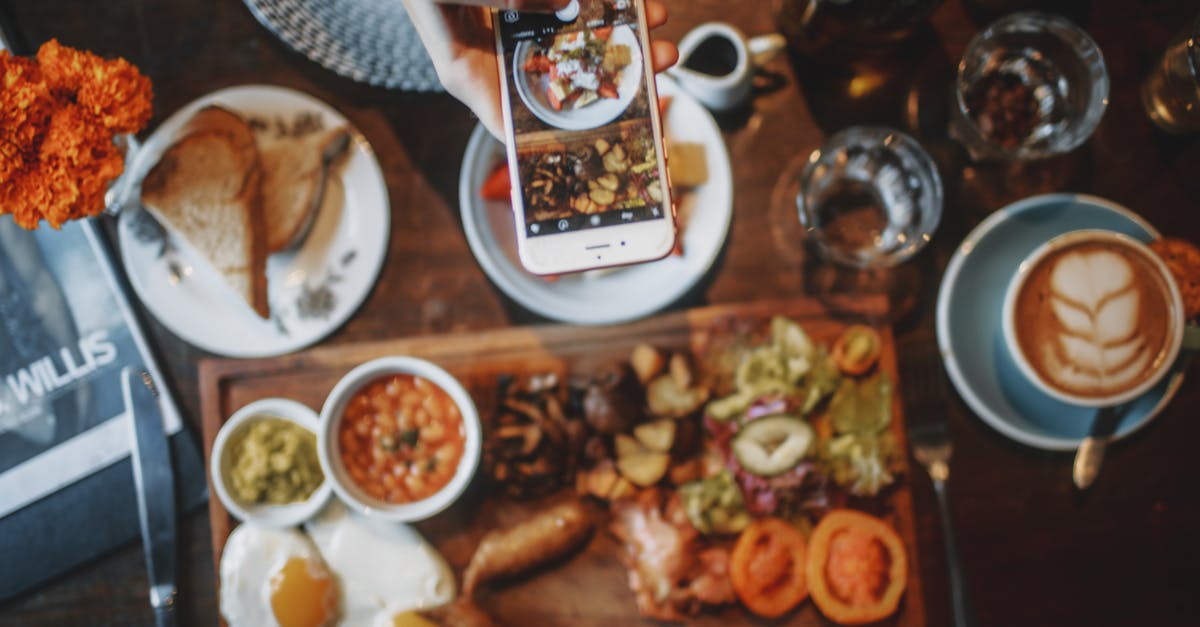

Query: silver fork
[906,357,977,627]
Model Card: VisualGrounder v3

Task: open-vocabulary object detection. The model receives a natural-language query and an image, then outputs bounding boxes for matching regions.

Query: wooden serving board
[199,296,925,626]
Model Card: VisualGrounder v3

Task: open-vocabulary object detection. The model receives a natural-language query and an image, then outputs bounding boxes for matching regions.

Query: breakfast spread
[0,40,151,228]
[140,104,351,319]
[227,416,323,506]
[524,27,632,112]
[337,373,467,504]
[209,310,912,626]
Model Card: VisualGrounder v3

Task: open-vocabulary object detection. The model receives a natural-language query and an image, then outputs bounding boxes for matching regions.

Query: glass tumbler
[949,12,1109,161]
[1141,15,1200,134]
[794,126,943,269]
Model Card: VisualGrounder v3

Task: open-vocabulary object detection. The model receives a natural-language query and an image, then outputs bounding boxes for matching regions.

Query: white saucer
[116,85,390,358]
[458,76,733,326]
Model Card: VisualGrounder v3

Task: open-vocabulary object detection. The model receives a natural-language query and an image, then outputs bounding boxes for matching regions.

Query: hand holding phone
[494,0,676,275]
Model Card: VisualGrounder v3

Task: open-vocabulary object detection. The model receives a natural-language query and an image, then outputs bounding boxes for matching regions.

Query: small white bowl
[210,398,332,527]
[317,356,482,522]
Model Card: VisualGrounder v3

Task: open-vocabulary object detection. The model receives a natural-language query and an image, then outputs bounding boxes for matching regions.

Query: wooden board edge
[878,324,927,627]
[195,295,919,625]
[198,296,888,376]
[197,358,231,614]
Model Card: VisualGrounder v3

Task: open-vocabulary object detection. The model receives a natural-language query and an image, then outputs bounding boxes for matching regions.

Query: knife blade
[122,367,178,627]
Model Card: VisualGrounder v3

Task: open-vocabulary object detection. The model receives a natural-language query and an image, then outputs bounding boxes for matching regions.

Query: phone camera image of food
[494,0,676,275]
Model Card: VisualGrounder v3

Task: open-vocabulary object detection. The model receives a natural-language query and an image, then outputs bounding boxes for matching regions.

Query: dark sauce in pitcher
[683,36,740,77]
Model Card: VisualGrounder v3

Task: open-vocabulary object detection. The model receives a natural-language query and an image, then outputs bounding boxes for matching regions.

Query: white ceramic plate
[459,77,733,326]
[116,85,390,358]
[513,24,644,131]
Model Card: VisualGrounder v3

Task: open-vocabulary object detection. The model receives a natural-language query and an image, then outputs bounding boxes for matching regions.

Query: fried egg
[220,524,339,627]
[305,501,455,626]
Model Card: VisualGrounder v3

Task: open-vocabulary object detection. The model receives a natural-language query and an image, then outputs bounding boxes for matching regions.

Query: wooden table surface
[3,0,1199,625]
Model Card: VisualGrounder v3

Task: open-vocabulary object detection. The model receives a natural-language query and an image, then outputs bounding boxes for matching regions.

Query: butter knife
[122,367,178,627]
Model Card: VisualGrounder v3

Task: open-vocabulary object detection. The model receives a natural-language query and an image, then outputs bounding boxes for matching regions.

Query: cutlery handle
[153,602,176,627]
[933,479,977,627]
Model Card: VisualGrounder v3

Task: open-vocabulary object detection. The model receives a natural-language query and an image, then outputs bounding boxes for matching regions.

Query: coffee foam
[1014,240,1174,399]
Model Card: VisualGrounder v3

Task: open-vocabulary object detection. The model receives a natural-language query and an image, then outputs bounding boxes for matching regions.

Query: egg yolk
[269,556,338,627]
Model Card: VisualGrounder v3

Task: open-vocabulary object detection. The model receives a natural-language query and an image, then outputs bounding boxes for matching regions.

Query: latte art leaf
[1043,250,1151,390]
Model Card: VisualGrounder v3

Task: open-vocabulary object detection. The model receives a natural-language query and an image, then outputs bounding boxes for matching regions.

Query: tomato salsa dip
[337,373,466,503]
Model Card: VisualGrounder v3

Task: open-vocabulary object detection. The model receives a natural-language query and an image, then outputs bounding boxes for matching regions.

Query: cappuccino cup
[1002,229,1185,408]
[667,22,785,112]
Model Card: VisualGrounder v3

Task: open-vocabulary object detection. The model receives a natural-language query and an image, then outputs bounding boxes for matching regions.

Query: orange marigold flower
[1,39,152,229]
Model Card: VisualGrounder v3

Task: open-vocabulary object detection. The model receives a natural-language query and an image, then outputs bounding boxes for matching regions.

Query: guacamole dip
[228,417,323,504]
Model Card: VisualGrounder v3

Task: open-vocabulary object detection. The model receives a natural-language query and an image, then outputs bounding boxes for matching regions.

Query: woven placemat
[243,0,444,91]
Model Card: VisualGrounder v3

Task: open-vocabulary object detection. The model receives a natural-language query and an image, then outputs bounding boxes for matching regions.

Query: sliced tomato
[806,509,907,625]
[730,518,808,618]
[657,95,673,118]
[831,325,883,376]
[547,87,564,111]
[523,55,551,73]
[479,163,511,201]
[598,81,618,100]
[593,26,613,40]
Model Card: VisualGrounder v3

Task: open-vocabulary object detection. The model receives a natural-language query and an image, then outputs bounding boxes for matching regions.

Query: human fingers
[436,0,569,11]
[645,0,667,29]
[650,39,678,73]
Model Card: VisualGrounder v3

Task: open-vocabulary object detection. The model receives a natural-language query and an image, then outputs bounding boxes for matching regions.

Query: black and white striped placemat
[243,0,443,91]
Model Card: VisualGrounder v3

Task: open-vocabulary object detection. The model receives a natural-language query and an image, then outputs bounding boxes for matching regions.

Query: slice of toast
[141,106,270,319]
[257,127,351,252]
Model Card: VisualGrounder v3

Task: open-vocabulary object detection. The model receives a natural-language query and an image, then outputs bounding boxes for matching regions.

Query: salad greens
[680,470,753,535]
[704,316,898,498]
[706,316,837,421]
[821,374,897,496]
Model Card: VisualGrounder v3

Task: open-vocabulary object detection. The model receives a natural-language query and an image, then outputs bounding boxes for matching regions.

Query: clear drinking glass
[1141,15,1200,134]
[794,126,943,268]
[949,12,1109,161]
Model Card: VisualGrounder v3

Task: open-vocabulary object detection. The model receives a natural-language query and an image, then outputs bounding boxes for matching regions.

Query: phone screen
[496,0,669,240]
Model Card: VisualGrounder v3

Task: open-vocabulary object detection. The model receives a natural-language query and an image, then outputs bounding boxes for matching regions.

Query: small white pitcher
[667,22,786,112]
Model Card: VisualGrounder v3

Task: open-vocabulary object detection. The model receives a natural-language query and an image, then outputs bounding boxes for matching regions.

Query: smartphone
[493,0,676,275]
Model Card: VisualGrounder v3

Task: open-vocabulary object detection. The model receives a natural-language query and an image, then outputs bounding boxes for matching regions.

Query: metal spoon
[1074,325,1198,489]
[278,129,351,251]
[1072,404,1123,489]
